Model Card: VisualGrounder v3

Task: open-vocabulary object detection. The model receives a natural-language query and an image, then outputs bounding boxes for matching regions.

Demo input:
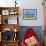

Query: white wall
[0,0,44,26]
[18,0,44,26]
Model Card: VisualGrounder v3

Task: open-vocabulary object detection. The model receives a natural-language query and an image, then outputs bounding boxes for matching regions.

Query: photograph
[23,9,37,20]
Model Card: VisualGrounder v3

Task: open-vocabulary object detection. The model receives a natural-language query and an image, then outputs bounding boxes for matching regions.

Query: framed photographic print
[23,9,37,20]
[9,9,17,15]
[2,10,9,15]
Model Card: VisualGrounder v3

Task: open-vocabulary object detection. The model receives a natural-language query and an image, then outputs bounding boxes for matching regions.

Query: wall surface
[0,0,44,26]
[17,0,44,26]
